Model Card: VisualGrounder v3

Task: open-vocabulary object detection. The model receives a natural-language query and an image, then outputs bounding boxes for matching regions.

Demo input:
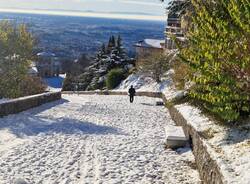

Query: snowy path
[0,95,200,184]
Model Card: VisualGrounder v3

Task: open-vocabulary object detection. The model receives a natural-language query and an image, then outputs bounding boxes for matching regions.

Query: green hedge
[179,0,250,122]
[106,68,125,89]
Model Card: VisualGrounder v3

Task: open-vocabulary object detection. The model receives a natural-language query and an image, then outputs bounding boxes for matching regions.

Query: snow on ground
[176,103,250,184]
[0,98,9,104]
[0,94,200,184]
[43,74,66,92]
[116,73,184,100]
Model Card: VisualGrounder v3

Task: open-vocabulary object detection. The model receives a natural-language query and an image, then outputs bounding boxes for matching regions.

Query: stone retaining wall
[0,92,61,117]
[62,91,162,98]
[166,105,225,184]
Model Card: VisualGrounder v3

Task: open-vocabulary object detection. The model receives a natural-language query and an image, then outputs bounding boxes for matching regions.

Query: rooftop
[134,39,165,49]
[37,52,56,57]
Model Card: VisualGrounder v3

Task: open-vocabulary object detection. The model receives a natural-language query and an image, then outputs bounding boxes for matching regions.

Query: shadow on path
[0,99,120,138]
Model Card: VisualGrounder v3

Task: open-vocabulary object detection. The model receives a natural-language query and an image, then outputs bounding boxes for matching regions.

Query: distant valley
[0,13,165,60]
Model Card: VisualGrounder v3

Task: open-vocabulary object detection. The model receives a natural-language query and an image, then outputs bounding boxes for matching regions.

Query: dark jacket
[129,87,136,96]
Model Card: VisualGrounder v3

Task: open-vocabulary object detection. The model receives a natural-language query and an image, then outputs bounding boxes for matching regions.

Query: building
[134,0,185,60]
[134,0,185,64]
[134,39,165,63]
[36,52,61,77]
[165,17,184,49]
[165,0,185,50]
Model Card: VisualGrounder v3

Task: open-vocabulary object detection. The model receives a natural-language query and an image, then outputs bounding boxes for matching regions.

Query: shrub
[62,74,75,91]
[138,53,171,83]
[172,58,191,90]
[106,68,125,89]
[20,76,46,96]
[0,21,43,98]
[178,0,250,121]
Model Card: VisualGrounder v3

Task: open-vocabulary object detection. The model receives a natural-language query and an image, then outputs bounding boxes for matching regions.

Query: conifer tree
[107,36,116,54]
[102,43,106,53]
[116,35,124,57]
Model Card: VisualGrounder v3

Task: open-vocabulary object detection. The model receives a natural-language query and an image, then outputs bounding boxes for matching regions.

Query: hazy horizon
[0,0,169,21]
[0,8,166,21]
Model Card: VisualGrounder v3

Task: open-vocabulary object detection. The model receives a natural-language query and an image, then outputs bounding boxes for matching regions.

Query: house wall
[135,47,163,66]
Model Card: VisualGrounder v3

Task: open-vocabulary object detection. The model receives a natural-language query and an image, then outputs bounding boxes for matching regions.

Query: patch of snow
[43,74,66,92]
[175,103,250,184]
[28,66,38,75]
[0,129,26,154]
[0,98,9,104]
[115,72,182,101]
[116,73,170,92]
[0,95,200,183]
[135,39,165,49]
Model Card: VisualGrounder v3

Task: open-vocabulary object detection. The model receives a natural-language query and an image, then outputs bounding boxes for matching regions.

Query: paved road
[0,95,200,184]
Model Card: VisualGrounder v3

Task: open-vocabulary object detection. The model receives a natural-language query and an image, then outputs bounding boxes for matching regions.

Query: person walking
[128,85,136,103]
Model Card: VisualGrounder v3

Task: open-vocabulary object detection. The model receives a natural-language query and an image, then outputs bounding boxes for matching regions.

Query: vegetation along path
[0,95,200,184]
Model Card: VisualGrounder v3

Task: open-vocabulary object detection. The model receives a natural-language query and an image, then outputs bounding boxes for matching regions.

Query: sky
[0,0,169,21]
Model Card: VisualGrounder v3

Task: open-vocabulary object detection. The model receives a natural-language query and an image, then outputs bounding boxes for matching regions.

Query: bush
[106,68,125,89]
[20,76,46,96]
[172,58,191,90]
[138,53,171,83]
[0,21,45,98]
[62,74,75,91]
[178,0,250,121]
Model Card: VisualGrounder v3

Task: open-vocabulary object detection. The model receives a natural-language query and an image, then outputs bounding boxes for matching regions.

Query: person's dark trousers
[130,95,134,103]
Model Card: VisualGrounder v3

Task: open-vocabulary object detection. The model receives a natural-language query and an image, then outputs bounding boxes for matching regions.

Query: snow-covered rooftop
[134,39,165,49]
[28,66,38,75]
[37,51,56,57]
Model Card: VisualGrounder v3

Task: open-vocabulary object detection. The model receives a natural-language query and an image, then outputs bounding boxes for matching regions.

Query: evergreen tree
[117,35,122,48]
[72,35,135,91]
[111,35,116,46]
[107,35,116,53]
[116,35,125,57]
[101,43,106,54]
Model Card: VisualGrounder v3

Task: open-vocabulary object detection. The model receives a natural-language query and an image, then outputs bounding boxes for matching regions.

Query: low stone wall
[167,105,225,184]
[0,92,61,117]
[62,91,162,98]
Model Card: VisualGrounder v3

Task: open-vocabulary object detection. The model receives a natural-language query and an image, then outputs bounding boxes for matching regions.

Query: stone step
[165,125,189,149]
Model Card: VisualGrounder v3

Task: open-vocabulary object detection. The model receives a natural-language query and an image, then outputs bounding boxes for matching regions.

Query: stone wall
[0,92,61,117]
[62,91,162,98]
[167,105,226,184]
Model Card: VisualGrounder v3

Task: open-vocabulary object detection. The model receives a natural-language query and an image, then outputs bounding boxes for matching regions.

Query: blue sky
[0,0,169,20]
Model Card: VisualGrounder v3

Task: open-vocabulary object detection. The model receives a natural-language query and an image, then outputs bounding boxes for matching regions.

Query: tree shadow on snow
[26,98,70,115]
[0,116,120,138]
[0,99,120,137]
[140,103,154,106]
[217,126,250,146]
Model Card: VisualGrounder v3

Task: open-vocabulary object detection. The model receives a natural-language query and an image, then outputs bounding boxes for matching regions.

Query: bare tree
[138,52,173,83]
